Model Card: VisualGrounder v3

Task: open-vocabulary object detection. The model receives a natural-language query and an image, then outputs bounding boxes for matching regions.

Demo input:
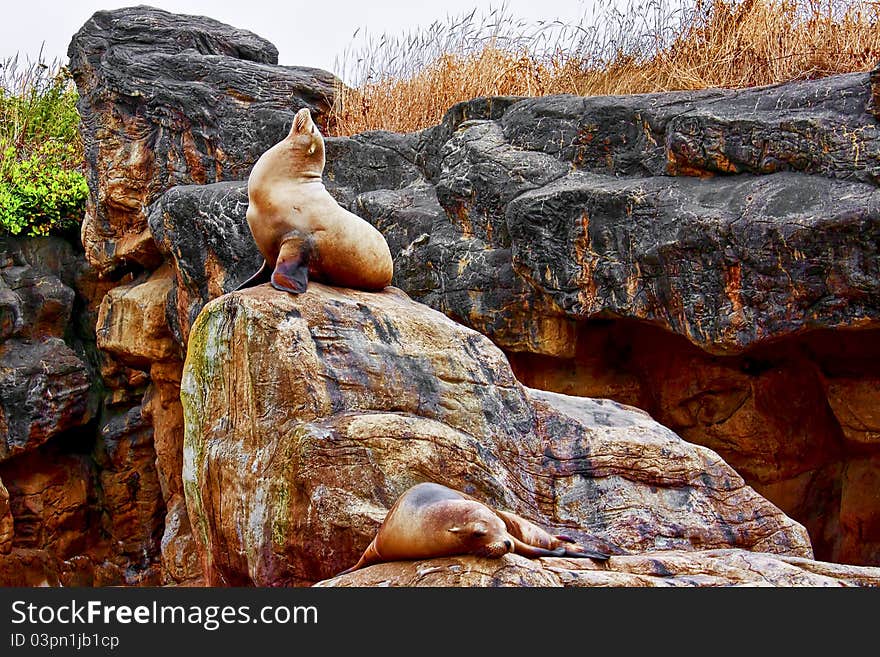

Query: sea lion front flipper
[234,260,271,291]
[271,235,311,294]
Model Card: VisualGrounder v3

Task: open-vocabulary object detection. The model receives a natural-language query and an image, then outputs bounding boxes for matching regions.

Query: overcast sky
[0,0,594,80]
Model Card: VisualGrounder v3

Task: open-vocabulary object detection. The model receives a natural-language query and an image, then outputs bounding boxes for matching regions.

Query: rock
[0,277,21,342]
[323,132,423,209]
[838,456,880,565]
[0,476,12,554]
[143,360,201,584]
[507,171,879,352]
[160,495,202,585]
[826,378,880,444]
[92,403,164,563]
[144,361,186,502]
[0,338,93,461]
[96,265,180,368]
[0,238,76,341]
[148,181,258,344]
[0,444,98,559]
[0,549,61,586]
[317,549,880,587]
[68,5,339,276]
[182,284,810,586]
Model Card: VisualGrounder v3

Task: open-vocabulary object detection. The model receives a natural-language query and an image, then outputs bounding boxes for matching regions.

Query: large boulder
[181,284,811,586]
[68,5,339,275]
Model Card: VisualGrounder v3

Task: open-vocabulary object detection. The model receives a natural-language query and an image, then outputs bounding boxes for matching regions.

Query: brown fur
[240,107,393,294]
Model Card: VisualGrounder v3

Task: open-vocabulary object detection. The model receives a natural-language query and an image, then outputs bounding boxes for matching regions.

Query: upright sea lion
[237,107,393,294]
[338,482,609,575]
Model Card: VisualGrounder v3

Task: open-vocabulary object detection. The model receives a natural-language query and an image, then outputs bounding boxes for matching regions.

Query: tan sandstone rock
[0,476,12,554]
[826,378,880,445]
[96,265,180,368]
[182,284,811,586]
[316,550,880,587]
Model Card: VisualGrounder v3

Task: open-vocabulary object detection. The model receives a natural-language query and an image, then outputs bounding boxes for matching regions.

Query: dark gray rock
[507,170,880,353]
[665,73,880,183]
[0,237,78,341]
[324,132,423,208]
[0,338,93,461]
[147,181,257,344]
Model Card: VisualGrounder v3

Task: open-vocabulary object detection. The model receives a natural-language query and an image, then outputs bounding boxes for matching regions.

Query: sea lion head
[446,505,515,558]
[286,107,325,174]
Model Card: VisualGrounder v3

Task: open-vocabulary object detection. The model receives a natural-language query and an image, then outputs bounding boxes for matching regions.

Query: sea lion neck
[272,141,323,182]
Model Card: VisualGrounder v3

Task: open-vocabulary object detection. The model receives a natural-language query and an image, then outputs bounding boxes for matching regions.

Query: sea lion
[338,482,609,575]
[237,107,393,294]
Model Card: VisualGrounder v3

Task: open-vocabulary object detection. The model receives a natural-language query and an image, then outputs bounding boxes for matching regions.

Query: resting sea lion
[237,107,393,294]
[338,482,609,575]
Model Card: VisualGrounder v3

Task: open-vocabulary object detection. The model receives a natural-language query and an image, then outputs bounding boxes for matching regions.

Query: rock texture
[148,182,258,344]
[54,5,343,585]
[68,5,338,276]
[317,550,880,587]
[43,5,878,584]
[0,477,13,554]
[0,235,169,586]
[0,237,95,461]
[182,284,811,586]
[151,72,880,566]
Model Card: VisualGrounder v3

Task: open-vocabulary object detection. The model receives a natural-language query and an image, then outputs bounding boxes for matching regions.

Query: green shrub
[0,57,86,237]
[0,141,88,236]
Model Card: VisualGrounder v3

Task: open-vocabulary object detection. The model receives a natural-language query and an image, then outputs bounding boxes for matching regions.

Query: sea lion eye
[472,528,487,537]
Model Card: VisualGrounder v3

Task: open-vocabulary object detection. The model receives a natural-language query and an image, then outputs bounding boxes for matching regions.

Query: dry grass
[329,0,880,135]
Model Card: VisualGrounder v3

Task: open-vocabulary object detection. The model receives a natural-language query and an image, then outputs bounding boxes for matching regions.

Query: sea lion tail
[335,539,380,577]
[234,260,271,291]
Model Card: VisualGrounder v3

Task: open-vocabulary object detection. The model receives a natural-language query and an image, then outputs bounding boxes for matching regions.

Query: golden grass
[329,0,880,135]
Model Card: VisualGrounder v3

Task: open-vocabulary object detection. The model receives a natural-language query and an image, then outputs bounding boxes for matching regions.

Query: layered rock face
[318,551,880,587]
[34,4,875,585]
[68,5,337,276]
[154,69,880,565]
[0,236,165,586]
[182,285,814,586]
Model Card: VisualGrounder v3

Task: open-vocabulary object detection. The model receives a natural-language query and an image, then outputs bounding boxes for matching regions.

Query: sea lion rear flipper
[271,236,311,294]
[562,547,611,561]
[234,260,271,291]
[510,536,566,558]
